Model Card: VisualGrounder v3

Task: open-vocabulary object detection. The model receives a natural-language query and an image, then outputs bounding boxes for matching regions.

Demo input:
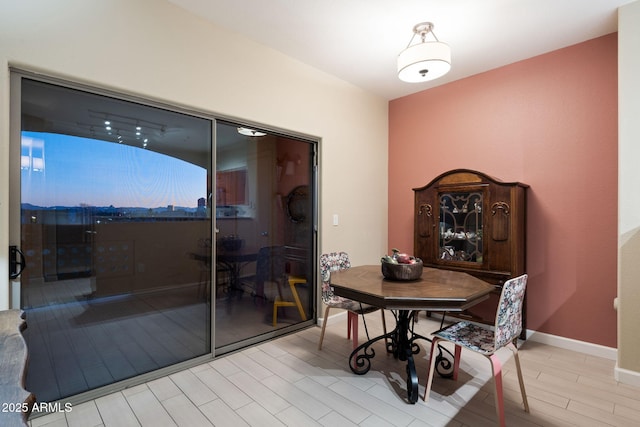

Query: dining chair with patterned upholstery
[422,274,529,427]
[318,252,387,350]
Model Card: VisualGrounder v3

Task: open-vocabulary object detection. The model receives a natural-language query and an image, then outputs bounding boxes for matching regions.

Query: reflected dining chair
[273,275,308,326]
[422,274,529,427]
[273,245,309,326]
[318,252,387,350]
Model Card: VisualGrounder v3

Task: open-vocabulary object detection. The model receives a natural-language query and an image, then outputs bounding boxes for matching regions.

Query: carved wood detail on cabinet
[491,201,510,242]
[417,203,433,238]
[413,169,528,337]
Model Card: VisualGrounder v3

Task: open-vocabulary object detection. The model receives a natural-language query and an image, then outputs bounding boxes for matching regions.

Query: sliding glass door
[9,73,317,404]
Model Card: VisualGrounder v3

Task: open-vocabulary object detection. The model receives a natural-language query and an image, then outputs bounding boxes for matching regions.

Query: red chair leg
[489,353,506,427]
[452,344,462,381]
[348,311,359,350]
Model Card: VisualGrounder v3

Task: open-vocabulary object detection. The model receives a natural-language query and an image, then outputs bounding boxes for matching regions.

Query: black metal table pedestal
[348,310,454,404]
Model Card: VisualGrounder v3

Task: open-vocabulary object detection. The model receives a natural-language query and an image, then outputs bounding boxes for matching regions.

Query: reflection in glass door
[12,76,213,402]
[215,122,316,351]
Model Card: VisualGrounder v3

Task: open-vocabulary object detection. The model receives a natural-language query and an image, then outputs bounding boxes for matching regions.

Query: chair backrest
[284,245,308,277]
[319,252,351,303]
[494,274,528,348]
[255,246,286,287]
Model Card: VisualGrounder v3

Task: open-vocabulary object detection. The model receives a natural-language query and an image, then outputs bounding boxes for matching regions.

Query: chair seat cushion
[324,295,379,313]
[433,321,496,355]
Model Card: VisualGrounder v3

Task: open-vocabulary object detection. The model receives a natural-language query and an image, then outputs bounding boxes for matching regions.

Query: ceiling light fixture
[237,127,266,137]
[397,22,451,83]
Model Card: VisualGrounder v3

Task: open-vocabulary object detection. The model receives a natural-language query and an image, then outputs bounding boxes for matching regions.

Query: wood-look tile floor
[28,312,640,427]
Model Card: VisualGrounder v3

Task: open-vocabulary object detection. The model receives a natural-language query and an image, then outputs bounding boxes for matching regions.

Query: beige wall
[0,0,389,312]
[618,0,640,386]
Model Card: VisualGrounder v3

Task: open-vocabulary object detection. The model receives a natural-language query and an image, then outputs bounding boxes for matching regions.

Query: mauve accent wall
[389,34,618,348]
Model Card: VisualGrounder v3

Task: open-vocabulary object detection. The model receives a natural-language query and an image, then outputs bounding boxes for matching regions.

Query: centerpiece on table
[381,248,423,281]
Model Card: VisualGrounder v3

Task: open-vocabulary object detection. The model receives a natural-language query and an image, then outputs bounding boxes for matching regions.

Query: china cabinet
[413,169,528,335]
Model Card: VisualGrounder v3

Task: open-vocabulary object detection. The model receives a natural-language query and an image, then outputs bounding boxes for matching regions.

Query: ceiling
[168,0,629,100]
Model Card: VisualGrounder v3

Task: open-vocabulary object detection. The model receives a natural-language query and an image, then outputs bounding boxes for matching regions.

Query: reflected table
[216,247,259,296]
[330,265,494,403]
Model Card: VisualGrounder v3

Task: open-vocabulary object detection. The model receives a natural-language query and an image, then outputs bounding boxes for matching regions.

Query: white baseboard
[525,329,617,360]
[524,330,640,387]
[317,310,348,327]
[615,365,640,387]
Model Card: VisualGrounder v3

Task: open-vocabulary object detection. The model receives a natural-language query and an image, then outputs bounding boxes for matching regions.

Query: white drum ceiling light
[237,127,266,137]
[397,22,451,83]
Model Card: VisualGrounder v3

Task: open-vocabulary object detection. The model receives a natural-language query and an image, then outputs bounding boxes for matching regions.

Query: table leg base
[406,355,418,404]
[347,310,456,403]
[349,330,395,375]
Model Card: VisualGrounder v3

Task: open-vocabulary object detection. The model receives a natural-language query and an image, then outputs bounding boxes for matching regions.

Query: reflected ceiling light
[397,22,451,83]
[237,127,266,137]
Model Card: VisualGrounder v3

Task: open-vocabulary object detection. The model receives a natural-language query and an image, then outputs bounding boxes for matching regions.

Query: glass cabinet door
[439,191,483,263]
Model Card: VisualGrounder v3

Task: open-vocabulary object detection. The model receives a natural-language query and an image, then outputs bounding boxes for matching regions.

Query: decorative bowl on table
[381,249,423,281]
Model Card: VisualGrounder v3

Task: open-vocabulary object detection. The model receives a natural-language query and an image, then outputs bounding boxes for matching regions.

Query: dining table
[329,264,494,403]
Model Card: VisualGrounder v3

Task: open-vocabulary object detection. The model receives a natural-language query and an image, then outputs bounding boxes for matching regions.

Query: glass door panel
[14,77,212,402]
[214,122,315,351]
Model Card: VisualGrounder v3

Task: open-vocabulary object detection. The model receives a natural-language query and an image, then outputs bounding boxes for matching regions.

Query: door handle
[9,246,26,279]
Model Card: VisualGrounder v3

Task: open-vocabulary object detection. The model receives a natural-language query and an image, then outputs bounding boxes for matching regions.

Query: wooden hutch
[413,169,528,336]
